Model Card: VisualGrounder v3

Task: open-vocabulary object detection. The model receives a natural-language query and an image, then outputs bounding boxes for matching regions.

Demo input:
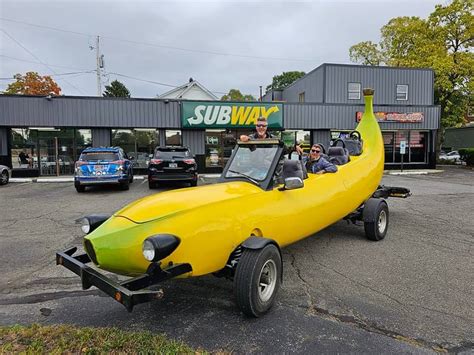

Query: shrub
[459,148,474,166]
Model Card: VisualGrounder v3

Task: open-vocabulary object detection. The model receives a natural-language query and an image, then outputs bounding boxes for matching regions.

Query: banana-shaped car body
[57,89,410,317]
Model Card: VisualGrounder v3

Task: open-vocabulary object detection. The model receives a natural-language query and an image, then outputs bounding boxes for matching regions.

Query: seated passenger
[296,144,337,174]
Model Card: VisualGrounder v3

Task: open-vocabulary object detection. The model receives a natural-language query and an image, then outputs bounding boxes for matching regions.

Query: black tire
[75,185,86,193]
[148,181,155,189]
[120,181,130,191]
[190,180,197,187]
[0,170,9,185]
[234,244,282,317]
[364,202,389,241]
[129,171,134,183]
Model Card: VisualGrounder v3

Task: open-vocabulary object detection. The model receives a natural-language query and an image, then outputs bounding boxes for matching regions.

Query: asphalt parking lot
[0,167,473,354]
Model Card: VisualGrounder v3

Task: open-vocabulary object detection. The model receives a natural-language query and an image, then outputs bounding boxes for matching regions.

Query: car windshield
[155,150,190,159]
[224,144,279,182]
[80,152,119,162]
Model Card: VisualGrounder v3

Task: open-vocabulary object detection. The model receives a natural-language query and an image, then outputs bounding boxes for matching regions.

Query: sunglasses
[256,124,267,128]
[311,149,321,153]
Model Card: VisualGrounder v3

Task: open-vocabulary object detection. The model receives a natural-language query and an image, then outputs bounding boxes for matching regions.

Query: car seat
[342,131,363,156]
[282,160,305,180]
[328,139,350,165]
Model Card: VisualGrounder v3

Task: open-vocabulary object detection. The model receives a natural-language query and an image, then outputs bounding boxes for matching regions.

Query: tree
[221,89,256,101]
[103,80,131,98]
[266,71,306,92]
[4,72,61,95]
[349,41,384,66]
[348,0,473,132]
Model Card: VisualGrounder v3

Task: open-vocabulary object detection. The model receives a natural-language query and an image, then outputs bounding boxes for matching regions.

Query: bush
[459,148,474,166]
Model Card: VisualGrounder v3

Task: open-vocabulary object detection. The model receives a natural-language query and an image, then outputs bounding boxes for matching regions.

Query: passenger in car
[296,144,337,174]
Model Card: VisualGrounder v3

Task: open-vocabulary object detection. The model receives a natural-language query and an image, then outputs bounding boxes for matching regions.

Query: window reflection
[111,129,159,168]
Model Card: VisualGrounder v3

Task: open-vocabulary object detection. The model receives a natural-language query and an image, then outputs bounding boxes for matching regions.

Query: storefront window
[205,130,224,168]
[165,130,181,145]
[75,129,92,158]
[37,129,75,175]
[111,129,159,168]
[133,129,159,168]
[383,132,395,163]
[11,128,37,169]
[394,131,409,163]
[409,131,427,162]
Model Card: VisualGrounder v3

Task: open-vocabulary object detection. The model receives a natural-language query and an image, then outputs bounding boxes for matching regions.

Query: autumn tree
[4,72,61,95]
[221,89,255,101]
[103,80,131,98]
[266,71,306,92]
[349,0,473,132]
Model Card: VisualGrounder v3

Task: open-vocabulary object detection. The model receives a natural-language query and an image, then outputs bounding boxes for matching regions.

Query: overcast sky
[1,0,440,98]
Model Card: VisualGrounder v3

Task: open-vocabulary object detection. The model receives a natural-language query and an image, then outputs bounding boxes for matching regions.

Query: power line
[0,17,317,63]
[0,54,91,71]
[107,72,230,96]
[0,70,95,80]
[0,28,87,94]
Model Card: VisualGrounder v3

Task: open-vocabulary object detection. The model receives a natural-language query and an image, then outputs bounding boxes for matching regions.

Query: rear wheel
[148,181,156,189]
[129,170,134,183]
[364,201,389,241]
[234,244,281,317]
[190,180,197,187]
[0,170,9,185]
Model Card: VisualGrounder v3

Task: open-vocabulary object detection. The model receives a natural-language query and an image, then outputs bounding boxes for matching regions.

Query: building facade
[0,63,440,177]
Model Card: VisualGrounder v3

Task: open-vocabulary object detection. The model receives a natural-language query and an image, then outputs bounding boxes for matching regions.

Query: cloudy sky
[1,0,440,98]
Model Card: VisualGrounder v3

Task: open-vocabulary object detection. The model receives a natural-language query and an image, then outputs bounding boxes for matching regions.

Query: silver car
[0,165,11,185]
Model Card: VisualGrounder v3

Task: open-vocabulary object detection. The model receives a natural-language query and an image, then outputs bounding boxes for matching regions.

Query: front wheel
[234,244,282,317]
[0,170,9,185]
[364,202,389,241]
[75,184,85,193]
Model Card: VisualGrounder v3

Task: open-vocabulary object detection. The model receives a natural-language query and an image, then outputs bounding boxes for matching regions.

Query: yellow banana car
[57,89,410,317]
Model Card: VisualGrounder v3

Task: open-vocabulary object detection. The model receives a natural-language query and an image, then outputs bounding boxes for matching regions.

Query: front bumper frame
[56,247,192,312]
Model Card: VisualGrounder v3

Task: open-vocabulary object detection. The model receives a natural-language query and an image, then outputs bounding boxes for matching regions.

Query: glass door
[38,129,75,176]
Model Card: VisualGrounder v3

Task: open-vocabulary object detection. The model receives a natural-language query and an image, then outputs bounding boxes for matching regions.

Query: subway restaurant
[0,90,439,177]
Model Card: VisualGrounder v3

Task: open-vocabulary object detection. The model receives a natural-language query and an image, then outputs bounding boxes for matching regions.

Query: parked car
[0,165,11,185]
[148,146,198,188]
[74,147,134,192]
[439,150,461,163]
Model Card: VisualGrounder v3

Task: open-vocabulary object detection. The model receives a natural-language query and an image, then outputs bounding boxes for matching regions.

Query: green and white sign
[182,101,283,129]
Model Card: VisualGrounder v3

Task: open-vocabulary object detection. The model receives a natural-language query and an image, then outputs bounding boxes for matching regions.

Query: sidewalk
[9,171,443,183]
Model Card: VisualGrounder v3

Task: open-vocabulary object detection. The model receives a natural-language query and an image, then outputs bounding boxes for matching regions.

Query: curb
[385,170,444,176]
[10,176,147,183]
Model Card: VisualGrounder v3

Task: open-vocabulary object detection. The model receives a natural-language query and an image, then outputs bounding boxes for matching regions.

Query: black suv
[148,146,198,188]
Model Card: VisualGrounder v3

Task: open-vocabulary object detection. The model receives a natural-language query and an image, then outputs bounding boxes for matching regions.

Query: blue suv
[74,147,134,192]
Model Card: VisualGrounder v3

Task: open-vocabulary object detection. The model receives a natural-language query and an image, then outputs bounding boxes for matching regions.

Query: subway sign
[181,101,283,129]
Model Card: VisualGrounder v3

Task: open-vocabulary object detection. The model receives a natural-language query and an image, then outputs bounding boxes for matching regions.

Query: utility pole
[96,36,101,96]
[259,86,262,101]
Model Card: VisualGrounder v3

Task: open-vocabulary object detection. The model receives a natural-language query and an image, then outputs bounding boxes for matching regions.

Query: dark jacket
[303,156,338,174]
[248,132,275,140]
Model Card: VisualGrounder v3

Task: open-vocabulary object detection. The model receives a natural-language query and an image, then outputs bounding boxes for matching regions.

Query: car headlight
[78,218,90,234]
[142,239,156,261]
[142,234,180,262]
[75,214,111,235]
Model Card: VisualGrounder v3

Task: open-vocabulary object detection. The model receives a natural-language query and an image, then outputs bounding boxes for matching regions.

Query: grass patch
[0,324,200,354]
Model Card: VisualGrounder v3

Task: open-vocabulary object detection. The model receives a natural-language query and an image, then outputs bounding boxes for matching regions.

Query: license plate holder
[169,163,178,168]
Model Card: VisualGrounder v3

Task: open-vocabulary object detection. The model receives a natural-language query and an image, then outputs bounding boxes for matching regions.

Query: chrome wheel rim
[258,259,277,302]
[378,210,387,234]
[1,172,7,184]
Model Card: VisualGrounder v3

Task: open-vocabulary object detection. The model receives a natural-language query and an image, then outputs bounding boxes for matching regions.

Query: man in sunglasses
[296,143,337,174]
[239,117,275,142]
